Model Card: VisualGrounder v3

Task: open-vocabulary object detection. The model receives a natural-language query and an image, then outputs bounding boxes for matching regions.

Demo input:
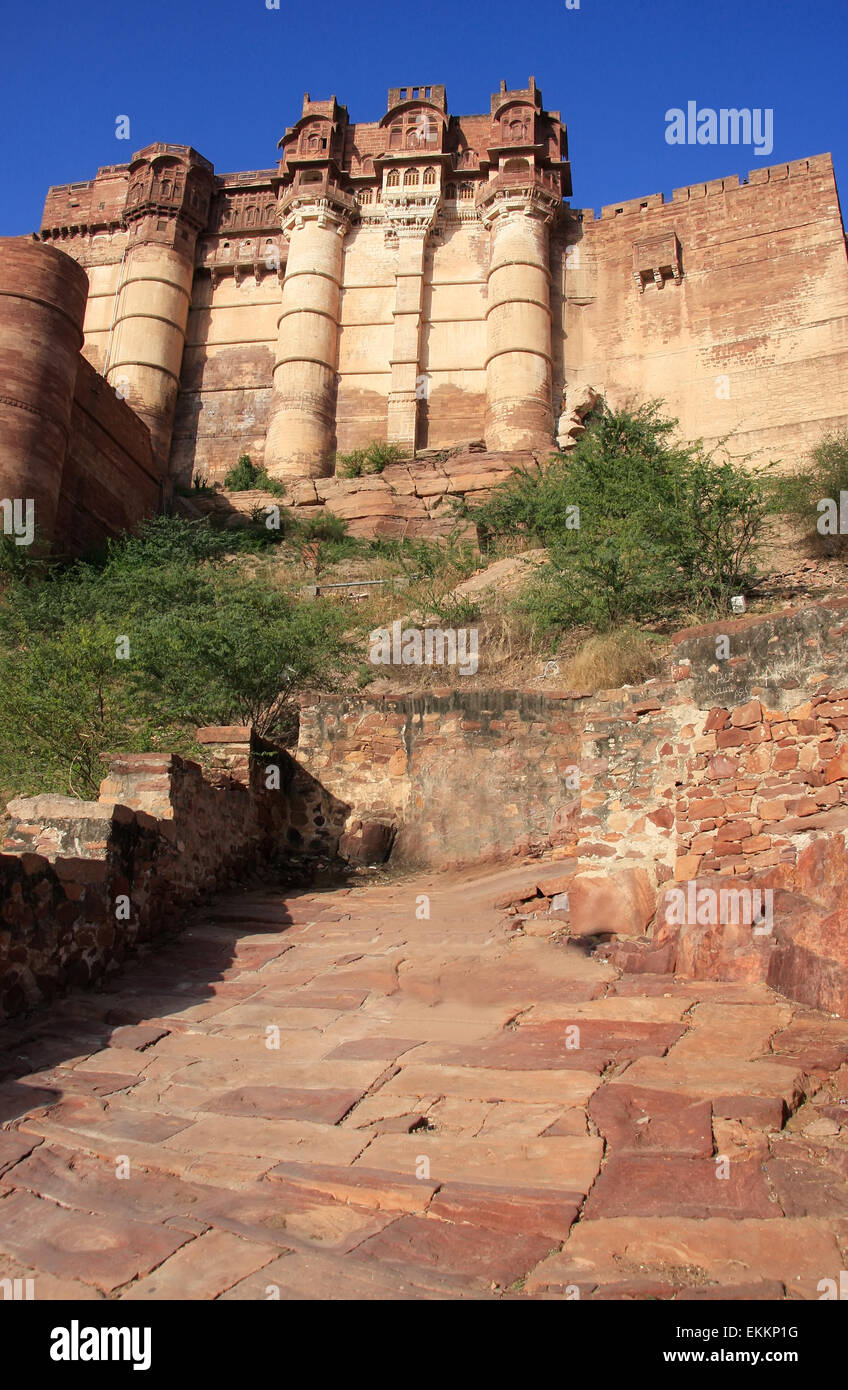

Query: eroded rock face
[566,867,657,940]
[637,834,848,1016]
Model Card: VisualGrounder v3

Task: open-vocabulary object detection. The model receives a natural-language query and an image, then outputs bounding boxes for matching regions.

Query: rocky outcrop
[177,449,533,539]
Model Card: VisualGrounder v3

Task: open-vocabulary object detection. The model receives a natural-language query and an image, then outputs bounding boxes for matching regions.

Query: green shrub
[470,401,766,631]
[223,454,287,498]
[296,512,349,545]
[338,441,408,477]
[0,517,351,799]
[767,430,848,556]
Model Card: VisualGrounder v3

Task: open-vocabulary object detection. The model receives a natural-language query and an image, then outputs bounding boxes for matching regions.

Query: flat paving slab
[1,862,847,1299]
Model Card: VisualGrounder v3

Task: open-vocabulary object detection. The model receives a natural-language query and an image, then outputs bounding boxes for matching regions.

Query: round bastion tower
[264,96,357,480]
[0,238,89,547]
[479,80,566,453]
[105,146,214,467]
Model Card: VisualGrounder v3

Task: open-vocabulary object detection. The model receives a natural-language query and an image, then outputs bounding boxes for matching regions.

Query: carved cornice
[477,178,563,229]
[278,188,357,239]
[382,192,441,240]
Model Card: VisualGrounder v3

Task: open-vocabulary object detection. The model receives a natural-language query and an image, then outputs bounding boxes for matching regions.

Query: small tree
[469,400,766,631]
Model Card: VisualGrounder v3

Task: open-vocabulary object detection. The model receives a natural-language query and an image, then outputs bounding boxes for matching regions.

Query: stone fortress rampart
[1,80,847,552]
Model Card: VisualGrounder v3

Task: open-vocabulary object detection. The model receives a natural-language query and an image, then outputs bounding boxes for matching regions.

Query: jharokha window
[422,166,436,185]
[404,168,418,186]
[386,169,400,187]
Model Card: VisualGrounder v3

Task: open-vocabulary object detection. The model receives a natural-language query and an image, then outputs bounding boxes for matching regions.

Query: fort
[1,77,848,553]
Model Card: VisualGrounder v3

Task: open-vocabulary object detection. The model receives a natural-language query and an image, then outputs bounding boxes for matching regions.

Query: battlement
[597,152,836,220]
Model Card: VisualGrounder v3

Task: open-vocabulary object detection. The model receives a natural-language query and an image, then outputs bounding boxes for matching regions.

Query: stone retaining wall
[0,733,340,1021]
[297,690,583,869]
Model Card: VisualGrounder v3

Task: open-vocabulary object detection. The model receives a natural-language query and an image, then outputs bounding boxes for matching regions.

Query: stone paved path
[1,861,847,1300]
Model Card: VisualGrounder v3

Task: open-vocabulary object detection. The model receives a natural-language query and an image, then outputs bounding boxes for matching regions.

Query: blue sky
[2,0,846,233]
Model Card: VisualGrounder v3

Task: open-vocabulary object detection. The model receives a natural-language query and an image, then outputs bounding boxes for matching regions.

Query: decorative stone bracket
[632,231,682,292]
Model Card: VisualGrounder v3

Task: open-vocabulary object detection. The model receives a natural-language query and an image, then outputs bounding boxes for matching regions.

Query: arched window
[359,190,372,205]
[246,206,257,225]
[406,128,420,149]
[160,179,171,199]
[389,125,402,149]
[503,158,529,174]
[386,169,400,187]
[403,168,418,186]
[459,182,473,200]
[422,167,436,185]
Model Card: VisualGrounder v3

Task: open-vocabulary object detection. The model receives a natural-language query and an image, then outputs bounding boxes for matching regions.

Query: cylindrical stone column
[0,237,88,548]
[484,200,555,451]
[264,202,350,480]
[105,239,194,466]
[387,229,429,453]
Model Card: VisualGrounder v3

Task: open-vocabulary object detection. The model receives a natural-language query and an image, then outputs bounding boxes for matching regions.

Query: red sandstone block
[688,797,725,819]
[716,728,747,749]
[742,835,773,854]
[715,820,753,842]
[690,833,715,853]
[747,849,781,867]
[674,854,702,880]
[704,708,730,731]
[824,748,848,783]
[52,857,108,883]
[773,748,799,771]
[815,701,848,718]
[692,734,717,754]
[813,784,841,807]
[730,698,763,728]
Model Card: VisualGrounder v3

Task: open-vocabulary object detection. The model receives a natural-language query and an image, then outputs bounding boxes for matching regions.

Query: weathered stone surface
[201,1086,363,1125]
[118,1229,280,1300]
[566,867,657,939]
[588,1086,714,1157]
[1,844,848,1301]
[354,1214,553,1288]
[266,1162,438,1214]
[0,1189,191,1292]
[583,1155,778,1220]
[524,1217,842,1298]
[428,1182,580,1241]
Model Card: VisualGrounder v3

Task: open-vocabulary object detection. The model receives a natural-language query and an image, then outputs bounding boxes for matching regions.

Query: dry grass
[565,629,664,691]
